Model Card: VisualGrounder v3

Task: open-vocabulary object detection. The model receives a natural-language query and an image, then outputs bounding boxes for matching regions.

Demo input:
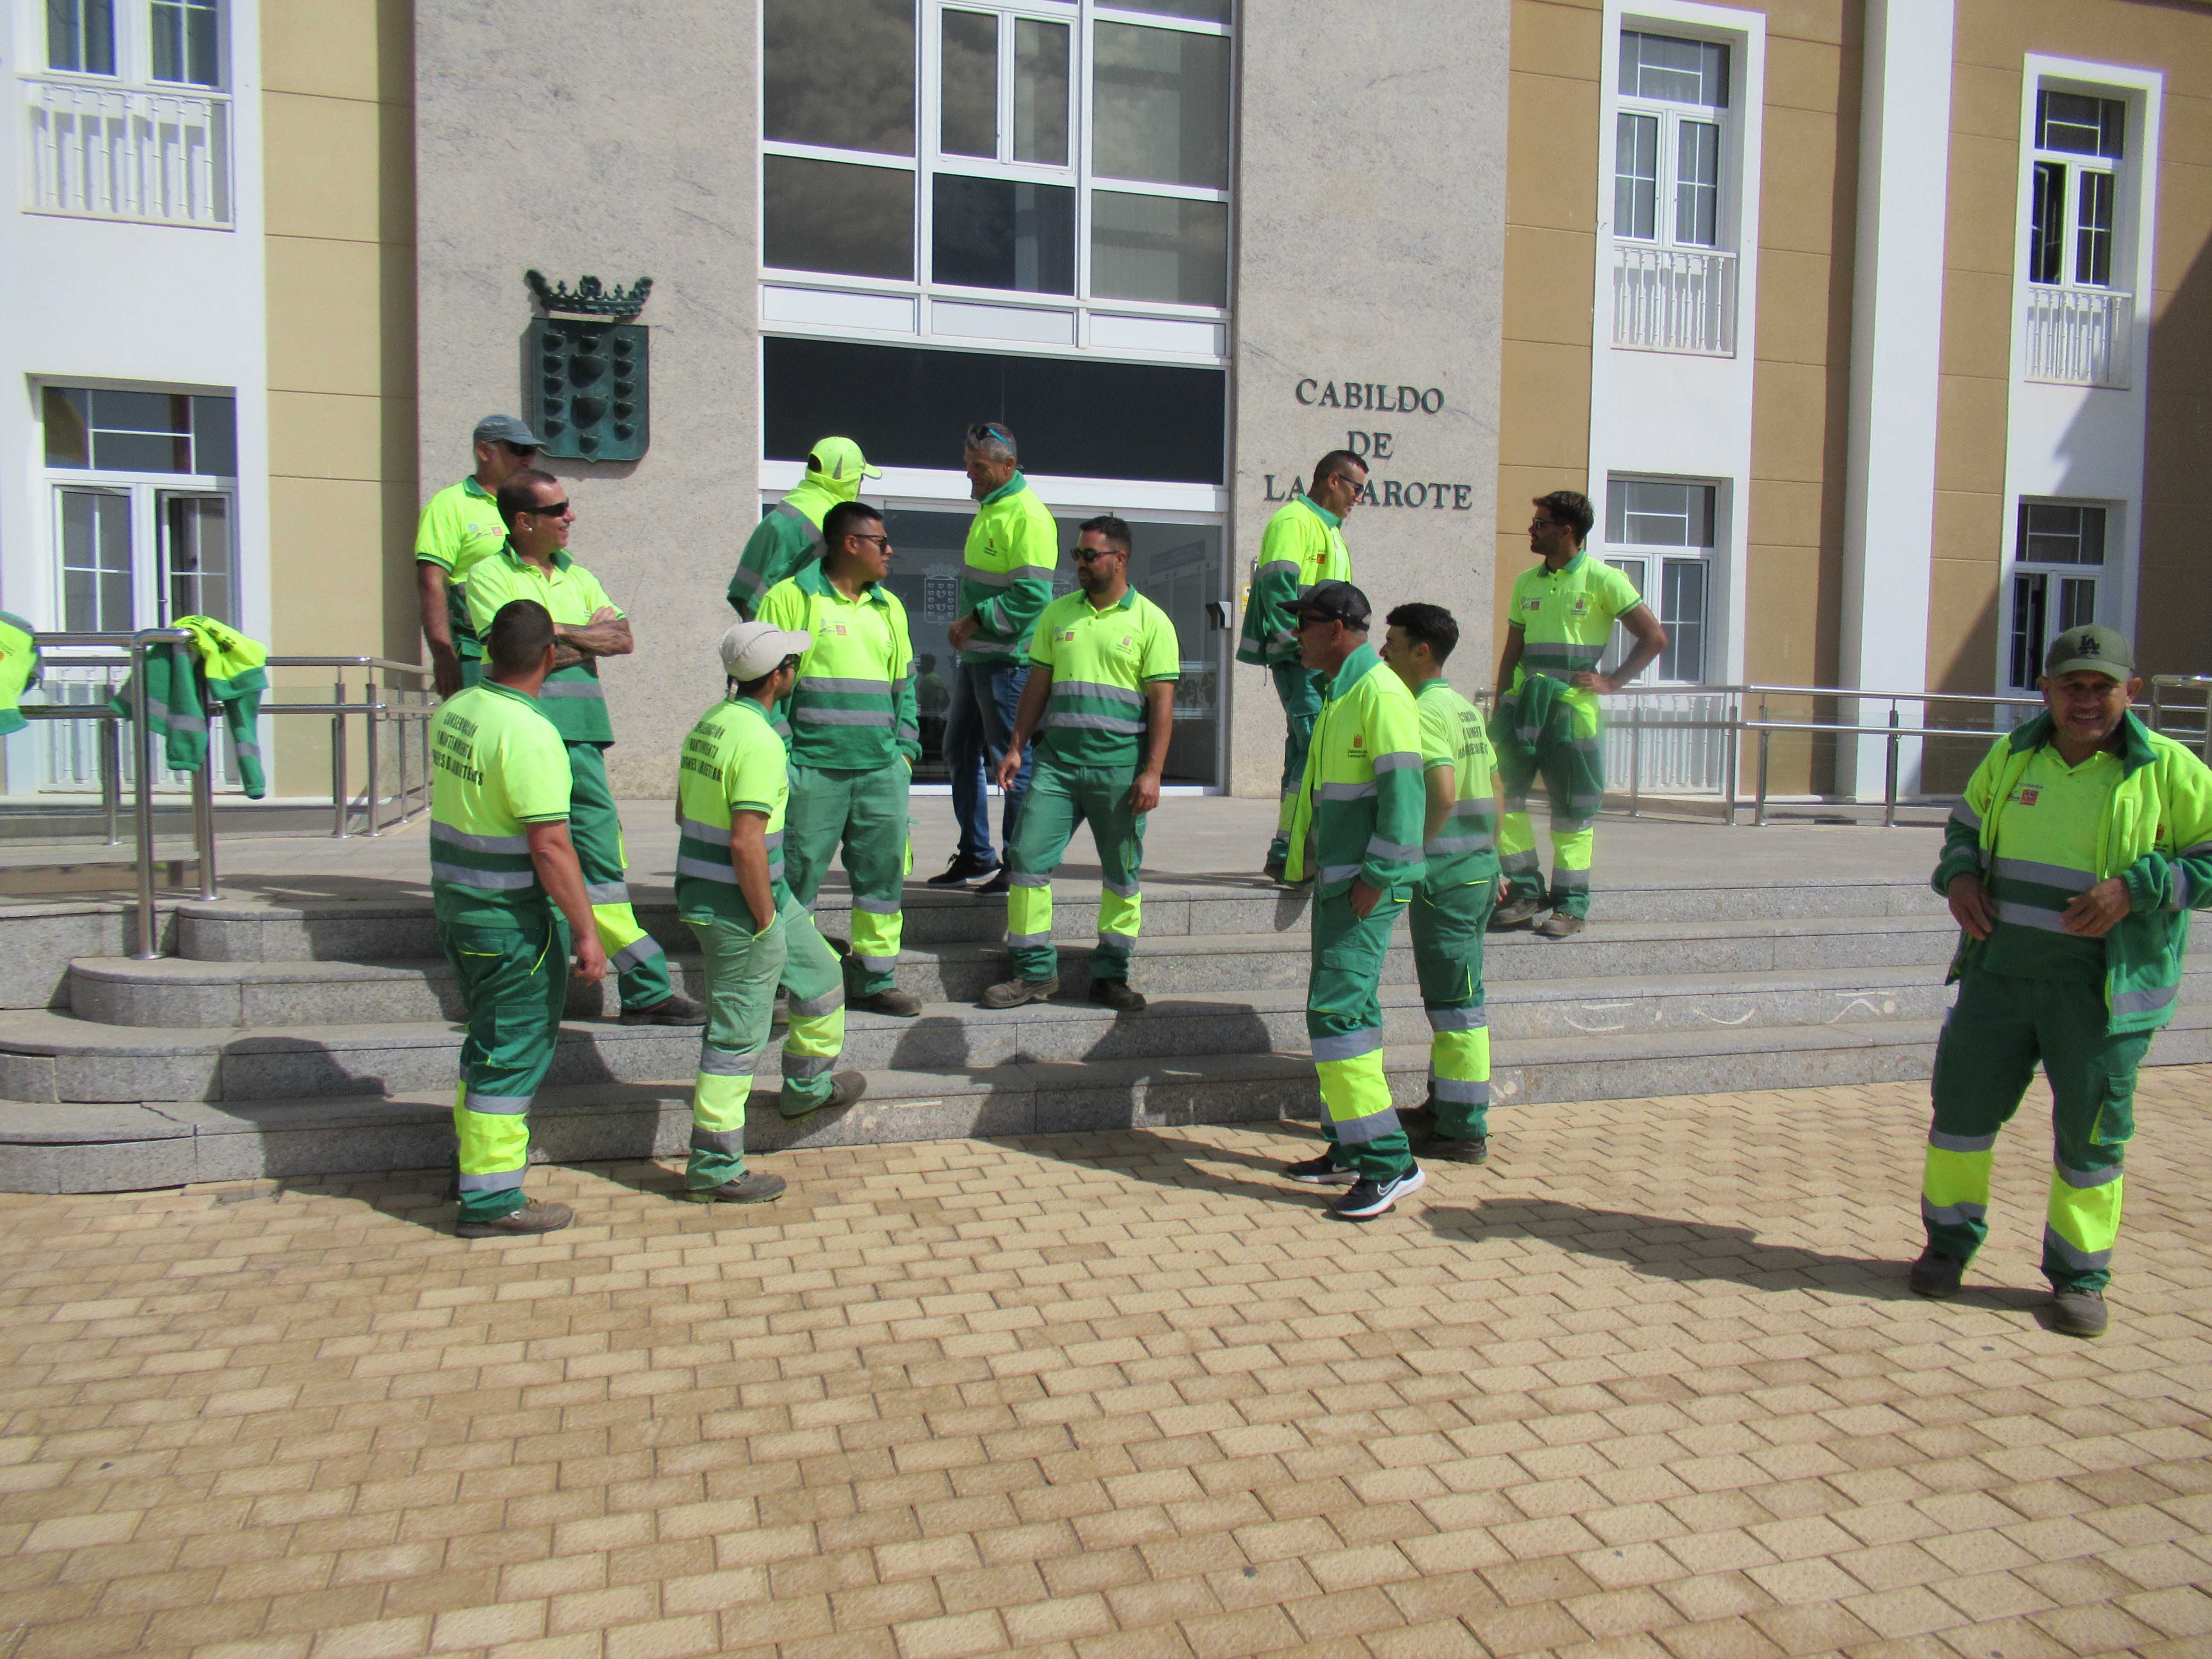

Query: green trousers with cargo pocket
[568,742,674,1012]
[684,893,847,1188]
[1411,880,1494,1139]
[1921,966,2149,1293]
[782,761,909,997]
[445,912,569,1224]
[1005,761,1147,984]
[1308,889,1416,1182]
[1493,677,1602,919]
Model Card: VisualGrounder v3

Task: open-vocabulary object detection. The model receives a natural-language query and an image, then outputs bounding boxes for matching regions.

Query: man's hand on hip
[1946,872,1994,941]
[1348,877,1382,919]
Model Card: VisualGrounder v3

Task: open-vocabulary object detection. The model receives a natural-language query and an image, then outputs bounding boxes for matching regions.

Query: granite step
[67,913,1974,1029]
[10,1007,2210,1194]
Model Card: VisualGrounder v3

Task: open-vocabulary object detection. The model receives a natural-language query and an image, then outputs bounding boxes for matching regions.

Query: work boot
[981,973,1058,1009]
[928,853,998,886]
[620,993,708,1026]
[976,867,1011,896]
[1429,1135,1490,1165]
[1535,913,1585,940]
[685,1170,786,1205]
[1908,1246,1966,1298]
[1283,1153,1357,1185]
[850,988,922,1018]
[457,1197,573,1239]
[1489,895,1544,931]
[1089,978,1146,1013]
[2050,1288,2109,1339]
[1331,1164,1426,1220]
[783,1069,866,1123]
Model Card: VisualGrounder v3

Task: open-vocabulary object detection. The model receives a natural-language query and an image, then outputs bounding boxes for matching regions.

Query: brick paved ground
[1,1069,2209,1659]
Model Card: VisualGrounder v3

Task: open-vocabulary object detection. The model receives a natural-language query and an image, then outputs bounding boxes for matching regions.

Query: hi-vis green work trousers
[444,911,568,1224]
[1308,888,1415,1181]
[567,741,673,1012]
[1411,880,1494,1138]
[1005,761,1147,984]
[1494,683,1603,919]
[783,761,911,996]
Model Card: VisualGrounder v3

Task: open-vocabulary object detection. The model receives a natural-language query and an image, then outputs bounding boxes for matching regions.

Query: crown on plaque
[525,271,654,319]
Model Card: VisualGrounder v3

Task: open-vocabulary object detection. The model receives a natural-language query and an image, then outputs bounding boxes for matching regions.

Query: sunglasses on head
[965,422,1011,447]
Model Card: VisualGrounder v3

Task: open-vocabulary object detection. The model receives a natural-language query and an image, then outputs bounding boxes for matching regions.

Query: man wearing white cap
[671,620,866,1203]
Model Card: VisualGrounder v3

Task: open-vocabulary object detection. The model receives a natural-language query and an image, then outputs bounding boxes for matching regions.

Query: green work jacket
[1237,492,1349,670]
[959,473,1058,665]
[1284,644,1426,899]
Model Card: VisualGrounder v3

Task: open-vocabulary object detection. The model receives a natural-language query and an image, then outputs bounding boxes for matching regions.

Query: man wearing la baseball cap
[668,621,866,1205]
[1915,623,2212,1338]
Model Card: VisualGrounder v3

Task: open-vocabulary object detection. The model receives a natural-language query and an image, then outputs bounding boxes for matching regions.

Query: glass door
[157,490,234,623]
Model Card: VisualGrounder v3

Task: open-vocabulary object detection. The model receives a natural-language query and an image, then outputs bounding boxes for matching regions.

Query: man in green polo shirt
[933,421,1060,896]
[1239,450,1367,882]
[415,415,543,697]
[466,469,704,1028]
[1915,625,2212,1339]
[727,436,882,620]
[758,501,923,1017]
[673,622,866,1202]
[1491,489,1667,938]
[983,515,1179,1013]
[429,599,607,1237]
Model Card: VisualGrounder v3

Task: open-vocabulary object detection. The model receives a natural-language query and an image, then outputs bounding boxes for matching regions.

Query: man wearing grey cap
[1915,624,2212,1339]
[415,415,544,697]
[671,621,866,1203]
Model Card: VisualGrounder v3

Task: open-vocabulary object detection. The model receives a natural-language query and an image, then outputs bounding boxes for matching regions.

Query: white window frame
[2025,85,2127,294]
[2003,498,2116,694]
[26,0,228,90]
[1599,473,1720,687]
[1611,28,1733,255]
[757,0,1235,367]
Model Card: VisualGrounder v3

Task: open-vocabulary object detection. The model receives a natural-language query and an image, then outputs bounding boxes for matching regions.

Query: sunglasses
[525,499,570,516]
[502,442,541,457]
[965,422,1012,447]
[850,532,891,548]
[1071,545,1126,562]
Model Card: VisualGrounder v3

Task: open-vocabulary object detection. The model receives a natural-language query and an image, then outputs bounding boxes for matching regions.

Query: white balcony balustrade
[24,74,230,227]
[1611,243,1737,356]
[2023,285,2132,389]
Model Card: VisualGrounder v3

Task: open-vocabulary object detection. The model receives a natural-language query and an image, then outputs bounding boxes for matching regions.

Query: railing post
[1883,707,1901,830]
[191,717,218,901]
[1722,692,1739,827]
[1755,727,1771,828]
[128,634,159,960]
[365,678,382,838]
[331,676,349,838]
[395,687,410,825]
[99,716,120,847]
[1628,699,1642,818]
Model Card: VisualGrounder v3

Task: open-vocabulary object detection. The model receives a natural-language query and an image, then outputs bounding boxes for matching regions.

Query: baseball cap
[806,436,882,482]
[2044,624,2134,681]
[1287,580,1372,629]
[473,414,543,448]
[719,620,811,681]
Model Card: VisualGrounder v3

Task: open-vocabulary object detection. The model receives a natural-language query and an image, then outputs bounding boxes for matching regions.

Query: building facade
[0,0,2205,806]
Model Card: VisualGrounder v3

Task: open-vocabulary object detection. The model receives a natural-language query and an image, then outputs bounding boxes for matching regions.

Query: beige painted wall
[262,0,418,791]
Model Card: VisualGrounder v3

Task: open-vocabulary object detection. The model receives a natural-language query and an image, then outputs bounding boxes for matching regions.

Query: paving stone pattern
[0,1068,2209,1659]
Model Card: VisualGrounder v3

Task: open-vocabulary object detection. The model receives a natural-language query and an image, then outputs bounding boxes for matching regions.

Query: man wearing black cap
[416,416,545,697]
[1915,624,2212,1339]
[1275,581,1430,1220]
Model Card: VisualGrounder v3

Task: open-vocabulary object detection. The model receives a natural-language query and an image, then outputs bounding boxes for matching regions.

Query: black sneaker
[1430,1135,1489,1165]
[1332,1165,1427,1220]
[1283,1153,1357,1185]
[1489,896,1545,931]
[2050,1288,2109,1339]
[620,993,708,1027]
[685,1170,786,1205]
[1089,978,1146,1013]
[928,853,999,887]
[1908,1246,1966,1298]
[976,867,1011,896]
[457,1197,574,1238]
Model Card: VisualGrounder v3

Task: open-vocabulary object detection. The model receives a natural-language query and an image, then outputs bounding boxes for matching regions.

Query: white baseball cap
[719,620,810,680]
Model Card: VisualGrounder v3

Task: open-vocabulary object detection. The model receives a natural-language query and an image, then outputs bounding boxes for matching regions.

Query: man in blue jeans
[930,422,1060,896]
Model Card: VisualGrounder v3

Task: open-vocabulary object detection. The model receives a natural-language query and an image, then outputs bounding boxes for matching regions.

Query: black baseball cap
[2044,624,2133,680]
[1287,580,1371,629]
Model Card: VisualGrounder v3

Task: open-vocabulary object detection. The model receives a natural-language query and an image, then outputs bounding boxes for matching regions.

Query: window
[760,0,1233,329]
[47,0,116,74]
[44,0,220,84]
[2008,501,2106,689]
[1601,477,1716,684]
[41,385,238,633]
[1613,29,1729,252]
[2028,90,2124,289]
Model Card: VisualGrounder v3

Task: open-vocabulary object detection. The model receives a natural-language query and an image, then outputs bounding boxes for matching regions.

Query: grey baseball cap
[473,414,543,448]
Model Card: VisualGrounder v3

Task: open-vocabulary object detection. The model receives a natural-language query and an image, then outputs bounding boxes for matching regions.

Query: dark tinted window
[763,155,915,280]
[931,175,1075,294]
[763,0,914,156]
[765,337,1225,484]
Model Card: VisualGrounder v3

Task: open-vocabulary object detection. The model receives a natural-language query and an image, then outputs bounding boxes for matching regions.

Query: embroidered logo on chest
[2012,786,2041,806]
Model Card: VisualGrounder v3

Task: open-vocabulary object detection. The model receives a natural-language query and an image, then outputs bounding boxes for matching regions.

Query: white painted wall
[0,0,269,647]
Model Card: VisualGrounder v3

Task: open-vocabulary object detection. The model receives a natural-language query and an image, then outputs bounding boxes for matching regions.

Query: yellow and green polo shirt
[415,477,509,659]
[758,562,920,770]
[960,472,1059,665]
[1027,586,1180,770]
[428,681,573,928]
[1508,552,1642,710]
[1974,744,2123,982]
[1416,677,1501,890]
[674,697,789,932]
[1237,492,1351,669]
[464,542,624,745]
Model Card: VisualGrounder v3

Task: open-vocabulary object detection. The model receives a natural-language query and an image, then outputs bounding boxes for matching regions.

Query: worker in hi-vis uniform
[465,469,705,1028]
[673,621,867,1203]
[1237,451,1366,882]
[1276,581,1429,1222]
[726,436,882,620]
[1382,602,1504,1166]
[757,500,924,1017]
[429,599,606,1237]
[1915,625,2212,1340]
[414,414,543,697]
[1490,489,1665,938]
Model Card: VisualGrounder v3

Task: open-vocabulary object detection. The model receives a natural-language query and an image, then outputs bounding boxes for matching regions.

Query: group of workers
[416,415,2212,1339]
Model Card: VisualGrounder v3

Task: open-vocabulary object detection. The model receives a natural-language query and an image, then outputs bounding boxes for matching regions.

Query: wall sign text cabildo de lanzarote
[1265,378,1474,509]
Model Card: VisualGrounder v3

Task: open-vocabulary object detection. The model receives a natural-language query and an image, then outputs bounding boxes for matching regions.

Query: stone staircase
[0,876,2206,1192]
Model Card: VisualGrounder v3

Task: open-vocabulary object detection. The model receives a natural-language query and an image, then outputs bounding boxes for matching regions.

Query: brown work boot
[457,1197,573,1238]
[981,974,1058,1008]
[685,1170,787,1205]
